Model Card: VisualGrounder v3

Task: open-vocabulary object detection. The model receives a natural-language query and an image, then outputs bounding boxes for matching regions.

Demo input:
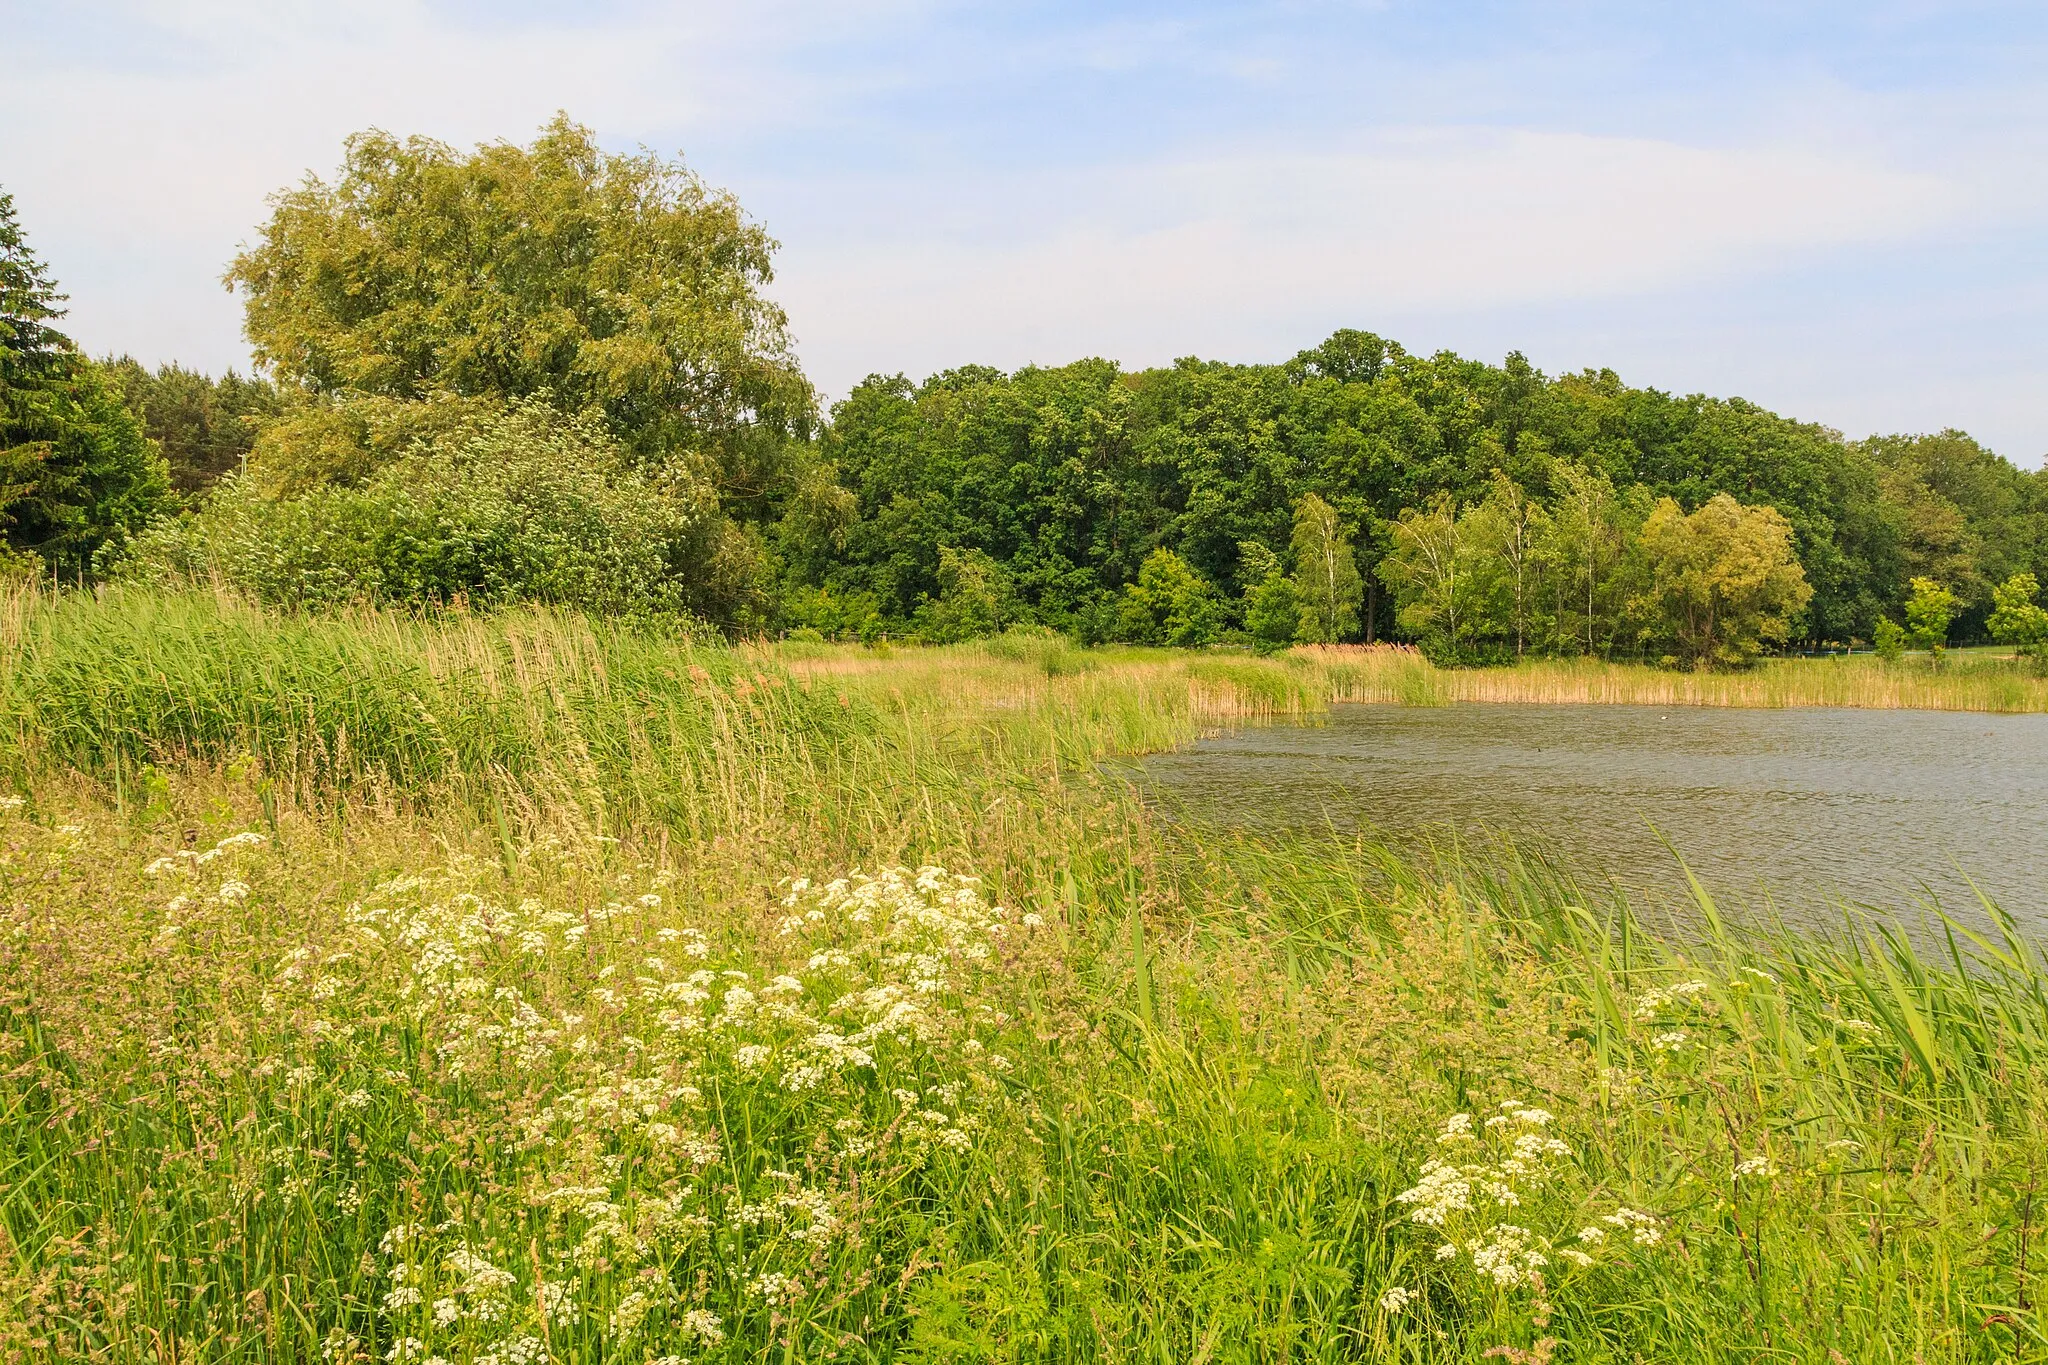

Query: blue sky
[4,1,2044,462]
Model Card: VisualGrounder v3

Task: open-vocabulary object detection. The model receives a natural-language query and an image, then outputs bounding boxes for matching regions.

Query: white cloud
[2,1,2037,457]
[776,129,1955,394]
[0,0,910,364]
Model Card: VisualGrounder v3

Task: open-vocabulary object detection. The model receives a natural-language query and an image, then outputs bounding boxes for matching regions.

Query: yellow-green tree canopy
[1988,572,2048,651]
[1640,493,1813,668]
[227,116,813,475]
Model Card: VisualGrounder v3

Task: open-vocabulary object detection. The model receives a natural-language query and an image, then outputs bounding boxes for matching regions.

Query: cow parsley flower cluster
[238,850,1041,1358]
[1396,1101,1663,1297]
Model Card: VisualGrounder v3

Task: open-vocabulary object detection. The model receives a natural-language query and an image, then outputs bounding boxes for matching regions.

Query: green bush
[115,400,725,618]
[1872,616,1906,661]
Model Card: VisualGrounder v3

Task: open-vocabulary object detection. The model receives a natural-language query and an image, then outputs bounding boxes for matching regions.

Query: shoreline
[1290,642,2048,714]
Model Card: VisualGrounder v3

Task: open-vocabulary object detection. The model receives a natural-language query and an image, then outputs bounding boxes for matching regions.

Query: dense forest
[4,118,2044,662]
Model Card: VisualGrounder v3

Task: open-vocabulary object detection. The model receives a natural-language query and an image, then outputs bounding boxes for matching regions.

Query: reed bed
[1300,642,2048,712]
[3,591,2047,1363]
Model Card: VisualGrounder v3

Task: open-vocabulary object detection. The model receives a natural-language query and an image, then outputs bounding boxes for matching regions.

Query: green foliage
[1987,571,2048,654]
[1864,429,2042,631]
[1378,475,1813,669]
[916,545,1014,642]
[102,356,282,498]
[776,582,882,641]
[1905,576,1959,657]
[1289,493,1362,643]
[0,191,170,575]
[1116,548,1220,646]
[1376,493,1474,663]
[226,115,812,473]
[1638,493,1813,668]
[1463,470,1550,660]
[116,398,727,618]
[1379,495,1476,662]
[1238,539,1299,653]
[1873,615,1907,661]
[811,334,2008,651]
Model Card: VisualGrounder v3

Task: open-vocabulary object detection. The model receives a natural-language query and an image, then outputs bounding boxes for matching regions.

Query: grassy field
[4,591,2048,1363]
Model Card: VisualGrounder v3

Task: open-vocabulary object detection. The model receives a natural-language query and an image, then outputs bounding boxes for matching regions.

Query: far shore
[1292,642,2048,714]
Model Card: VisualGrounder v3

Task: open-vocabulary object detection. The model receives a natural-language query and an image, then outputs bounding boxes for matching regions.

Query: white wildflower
[539,1279,580,1324]
[748,1270,804,1306]
[678,1308,726,1344]
[610,1291,653,1336]
[1602,1207,1662,1246]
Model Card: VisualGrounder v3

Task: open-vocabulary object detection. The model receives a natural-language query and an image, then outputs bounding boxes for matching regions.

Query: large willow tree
[227,115,814,485]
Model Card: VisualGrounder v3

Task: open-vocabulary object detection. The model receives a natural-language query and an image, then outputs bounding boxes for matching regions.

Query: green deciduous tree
[1116,549,1219,646]
[1378,495,1469,661]
[1462,471,1551,660]
[1873,616,1907,661]
[1638,493,1813,668]
[1542,465,1650,658]
[227,116,813,480]
[790,328,2041,651]
[1987,572,2048,657]
[918,546,1015,642]
[1905,576,1958,658]
[1238,540,1299,653]
[1289,493,1362,643]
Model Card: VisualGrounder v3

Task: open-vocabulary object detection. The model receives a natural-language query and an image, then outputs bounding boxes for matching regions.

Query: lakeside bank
[1,590,2042,1361]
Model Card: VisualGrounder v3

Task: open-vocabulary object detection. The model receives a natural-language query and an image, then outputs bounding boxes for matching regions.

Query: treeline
[3,118,2045,662]
[805,347,2044,656]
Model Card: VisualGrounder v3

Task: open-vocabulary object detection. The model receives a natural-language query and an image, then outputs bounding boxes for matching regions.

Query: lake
[1138,703,2048,931]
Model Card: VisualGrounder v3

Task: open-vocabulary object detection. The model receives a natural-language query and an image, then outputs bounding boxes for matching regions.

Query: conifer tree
[0,188,74,537]
[0,188,168,574]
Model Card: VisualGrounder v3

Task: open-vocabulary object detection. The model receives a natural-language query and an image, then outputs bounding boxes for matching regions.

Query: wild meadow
[5,589,2048,1363]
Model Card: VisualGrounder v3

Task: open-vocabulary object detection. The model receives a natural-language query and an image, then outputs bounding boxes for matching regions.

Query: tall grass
[1302,641,2048,712]
[3,590,2047,1362]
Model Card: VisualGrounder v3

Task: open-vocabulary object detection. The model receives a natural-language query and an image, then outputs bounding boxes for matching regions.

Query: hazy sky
[4,1,2045,462]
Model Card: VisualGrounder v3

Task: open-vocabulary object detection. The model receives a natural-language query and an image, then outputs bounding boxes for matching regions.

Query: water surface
[1139,703,2048,931]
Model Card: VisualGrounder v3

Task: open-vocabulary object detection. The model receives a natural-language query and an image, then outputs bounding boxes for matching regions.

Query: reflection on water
[1138,703,2048,929]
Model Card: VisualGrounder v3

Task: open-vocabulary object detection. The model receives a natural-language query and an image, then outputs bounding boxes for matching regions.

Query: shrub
[116,399,723,618]
[1905,576,1957,661]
